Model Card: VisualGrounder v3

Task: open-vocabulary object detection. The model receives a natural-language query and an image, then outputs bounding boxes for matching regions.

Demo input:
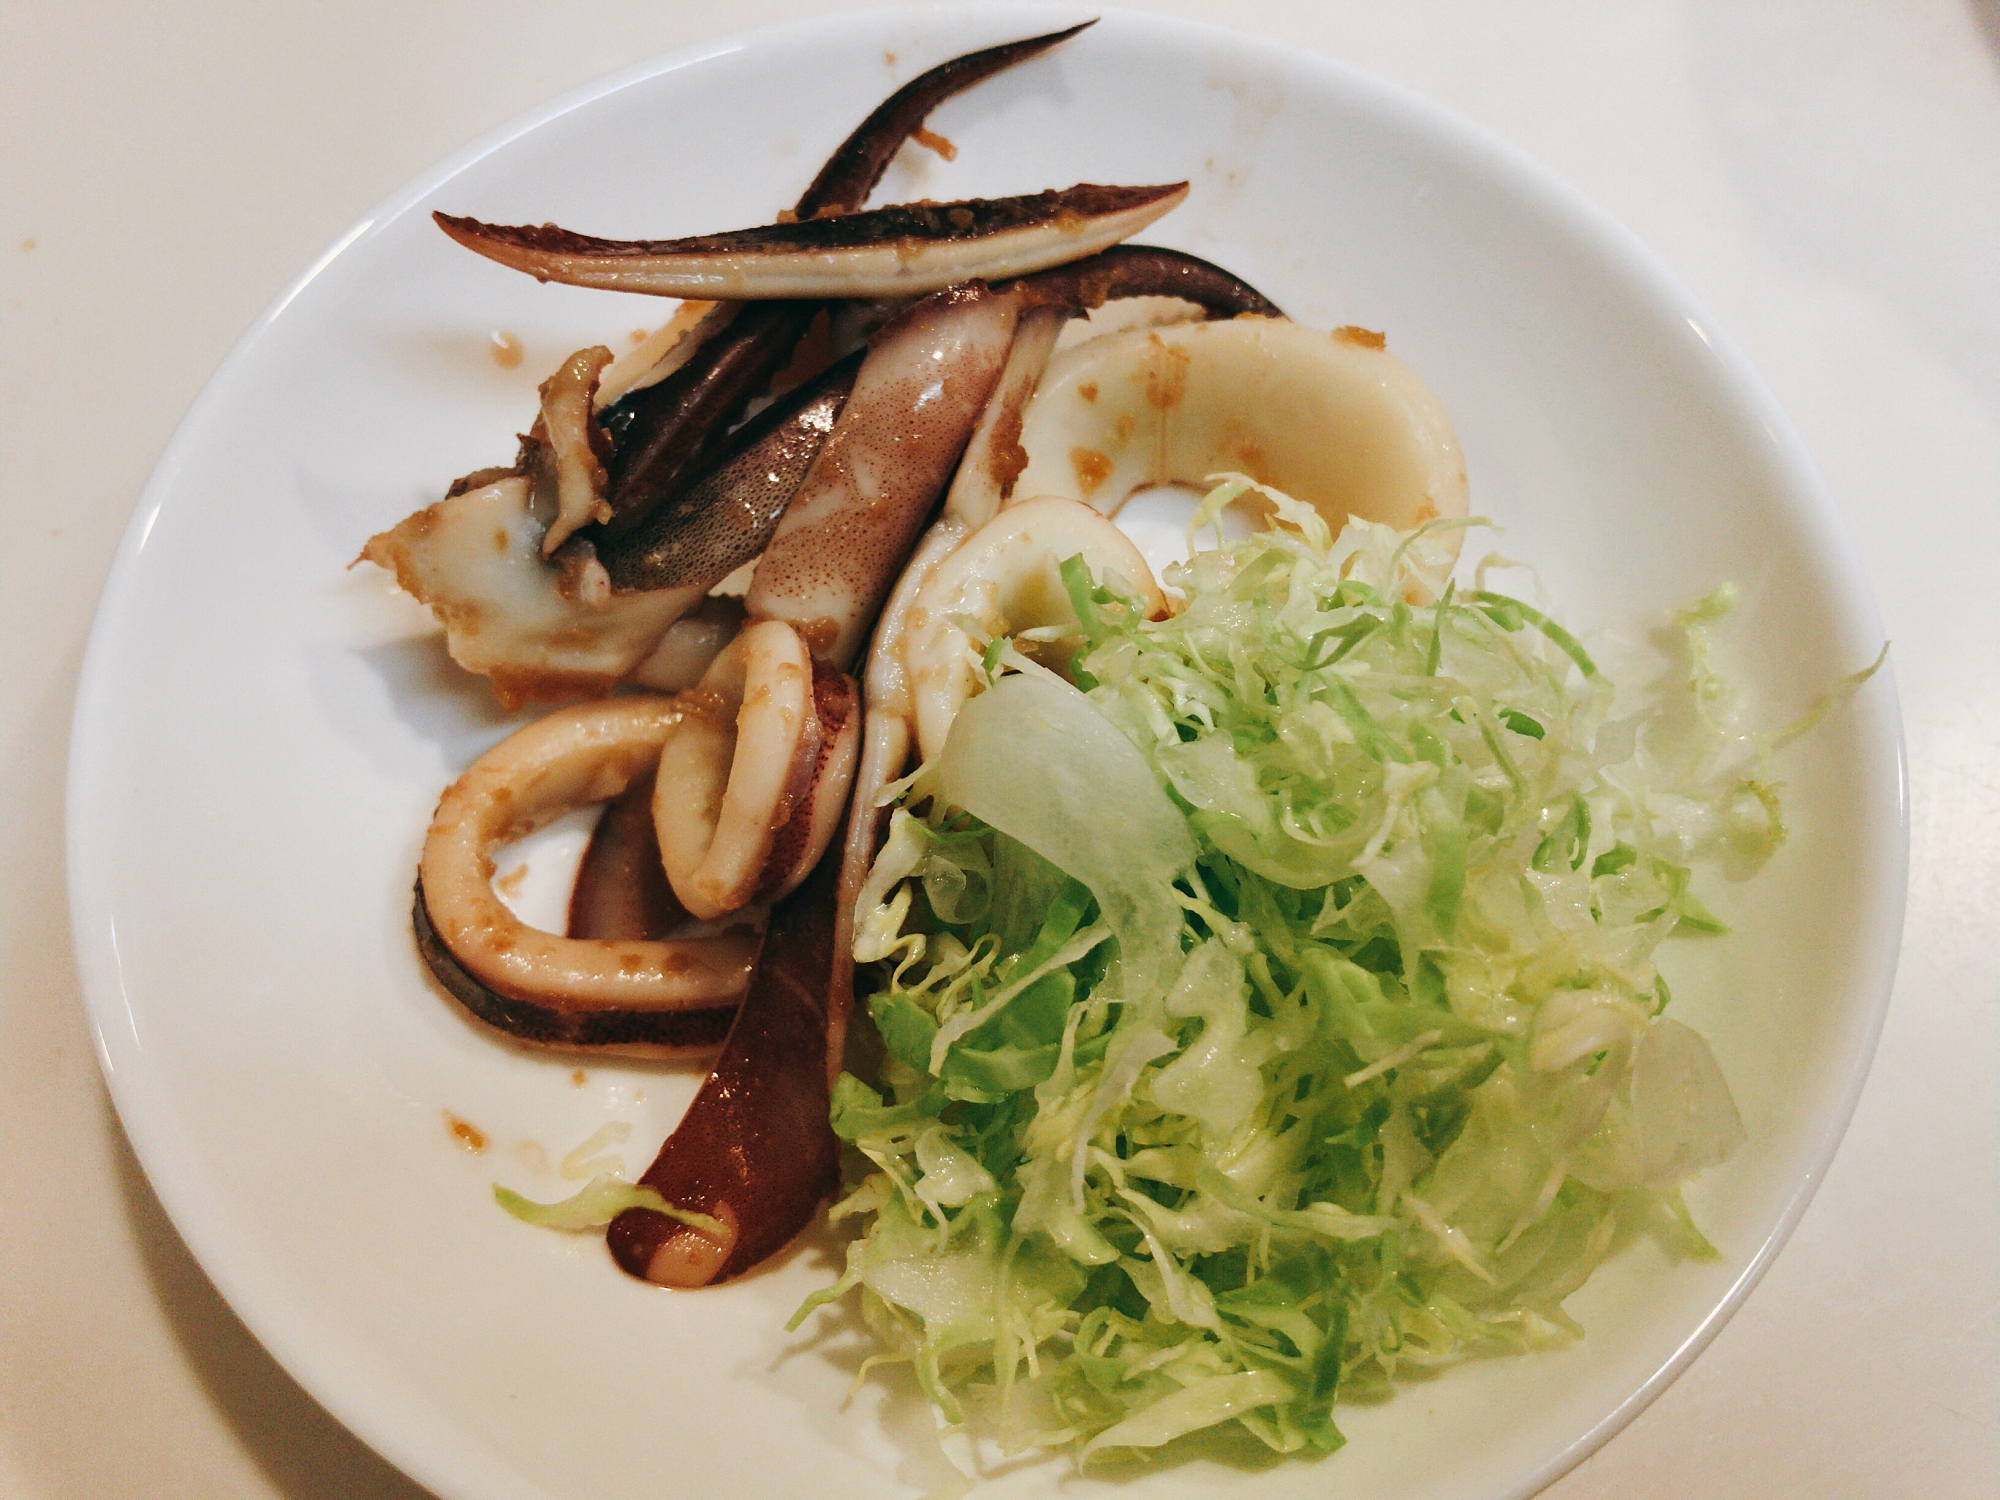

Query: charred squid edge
[413,879,737,1055]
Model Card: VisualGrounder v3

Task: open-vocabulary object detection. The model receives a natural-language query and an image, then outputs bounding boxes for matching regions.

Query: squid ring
[902,494,1165,763]
[654,619,859,921]
[1011,317,1470,540]
[416,696,759,1051]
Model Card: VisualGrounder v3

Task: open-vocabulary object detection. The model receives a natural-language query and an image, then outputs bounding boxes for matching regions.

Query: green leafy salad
[795,478,1787,1463]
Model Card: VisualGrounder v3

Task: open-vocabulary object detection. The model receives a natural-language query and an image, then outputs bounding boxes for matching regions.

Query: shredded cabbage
[495,1175,725,1237]
[800,484,1838,1465]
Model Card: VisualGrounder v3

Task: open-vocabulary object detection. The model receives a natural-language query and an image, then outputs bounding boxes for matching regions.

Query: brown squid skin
[458,24,1101,546]
[431,183,1189,303]
[596,300,821,529]
[752,660,860,906]
[607,847,843,1287]
[567,770,687,941]
[793,21,1094,217]
[1012,243,1284,320]
[746,281,1023,670]
[596,351,861,593]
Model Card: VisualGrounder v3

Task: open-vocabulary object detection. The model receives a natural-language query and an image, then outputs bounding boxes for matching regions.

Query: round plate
[68,7,1906,1498]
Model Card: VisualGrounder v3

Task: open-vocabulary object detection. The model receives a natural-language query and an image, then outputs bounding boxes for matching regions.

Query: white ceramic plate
[69,8,1906,1498]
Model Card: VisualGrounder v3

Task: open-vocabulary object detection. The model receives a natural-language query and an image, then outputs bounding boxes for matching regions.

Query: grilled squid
[745,283,1023,669]
[434,183,1189,303]
[364,23,1105,707]
[597,355,861,594]
[1012,317,1470,538]
[360,474,704,707]
[414,697,757,1054]
[653,620,858,921]
[902,495,1165,763]
[607,850,843,1287]
[385,21,1481,1297]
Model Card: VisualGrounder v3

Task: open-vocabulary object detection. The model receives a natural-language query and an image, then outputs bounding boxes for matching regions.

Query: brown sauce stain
[794,617,841,658]
[513,1140,552,1173]
[911,126,957,161]
[1070,446,1113,495]
[1227,444,1274,484]
[676,686,731,726]
[1218,419,1273,485]
[486,664,621,710]
[20,238,35,252]
[986,405,1028,499]
[445,1112,488,1152]
[629,329,648,345]
[1334,325,1387,350]
[489,331,525,369]
[491,526,510,553]
[1076,381,1099,403]
[571,1069,588,1087]
[495,863,530,897]
[1142,334,1191,410]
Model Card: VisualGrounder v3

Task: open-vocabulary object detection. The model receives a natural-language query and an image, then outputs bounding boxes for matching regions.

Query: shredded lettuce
[802,485,1847,1466]
[495,1175,725,1238]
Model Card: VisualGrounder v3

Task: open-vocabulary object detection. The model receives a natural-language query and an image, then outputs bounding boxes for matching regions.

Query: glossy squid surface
[606,850,842,1286]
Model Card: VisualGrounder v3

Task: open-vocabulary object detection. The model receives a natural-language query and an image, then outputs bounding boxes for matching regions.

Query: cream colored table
[4,3,1994,1496]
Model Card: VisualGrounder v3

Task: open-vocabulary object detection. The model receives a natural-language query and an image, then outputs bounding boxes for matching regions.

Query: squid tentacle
[431,183,1188,304]
[464,23,1105,546]
[795,21,1095,217]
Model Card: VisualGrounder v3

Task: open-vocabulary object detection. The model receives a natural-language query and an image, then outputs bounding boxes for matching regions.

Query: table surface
[3,3,1995,1497]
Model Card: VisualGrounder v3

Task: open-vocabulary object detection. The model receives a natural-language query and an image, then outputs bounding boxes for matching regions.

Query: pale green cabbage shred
[798,479,1781,1465]
[495,1176,726,1238]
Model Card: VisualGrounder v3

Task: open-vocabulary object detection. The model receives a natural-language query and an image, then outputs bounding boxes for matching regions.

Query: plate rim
[65,6,1911,1498]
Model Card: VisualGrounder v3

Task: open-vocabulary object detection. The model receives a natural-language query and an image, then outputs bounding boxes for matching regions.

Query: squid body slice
[654,618,861,922]
[656,620,814,920]
[415,697,757,1054]
[745,284,1022,670]
[903,495,1165,763]
[1012,318,1469,538]
[607,849,842,1287]
[359,475,702,708]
